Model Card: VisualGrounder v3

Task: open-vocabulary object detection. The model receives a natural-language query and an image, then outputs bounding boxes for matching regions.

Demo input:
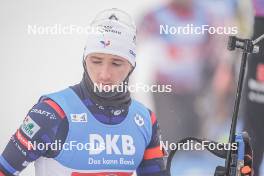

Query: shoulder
[32,98,66,119]
[22,98,68,148]
[25,98,66,133]
[131,99,150,114]
[39,99,66,119]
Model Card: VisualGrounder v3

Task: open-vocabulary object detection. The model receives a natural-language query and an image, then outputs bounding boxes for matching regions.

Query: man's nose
[99,65,111,81]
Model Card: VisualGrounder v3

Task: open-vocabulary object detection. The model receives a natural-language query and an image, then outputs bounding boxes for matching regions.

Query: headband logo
[129,49,136,57]
[133,35,136,44]
[100,40,110,47]
[108,14,118,21]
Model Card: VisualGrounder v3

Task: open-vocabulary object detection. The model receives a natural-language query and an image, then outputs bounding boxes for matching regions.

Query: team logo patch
[71,113,88,122]
[21,116,40,139]
[100,40,110,47]
[256,64,264,82]
[134,114,144,126]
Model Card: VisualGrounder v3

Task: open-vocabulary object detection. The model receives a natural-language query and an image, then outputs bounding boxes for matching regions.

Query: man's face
[85,53,133,88]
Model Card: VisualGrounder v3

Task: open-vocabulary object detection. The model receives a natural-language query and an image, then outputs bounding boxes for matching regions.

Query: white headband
[83,19,136,67]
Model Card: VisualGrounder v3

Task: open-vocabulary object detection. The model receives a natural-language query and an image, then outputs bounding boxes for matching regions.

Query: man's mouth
[100,83,113,86]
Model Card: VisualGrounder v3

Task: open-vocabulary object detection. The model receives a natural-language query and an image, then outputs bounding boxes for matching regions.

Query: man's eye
[112,62,122,66]
[92,61,102,64]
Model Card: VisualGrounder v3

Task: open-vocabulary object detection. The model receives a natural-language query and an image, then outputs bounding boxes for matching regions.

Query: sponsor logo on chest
[88,134,136,156]
[71,113,88,122]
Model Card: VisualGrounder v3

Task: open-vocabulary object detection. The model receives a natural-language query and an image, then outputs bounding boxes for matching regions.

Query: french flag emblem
[100,40,110,47]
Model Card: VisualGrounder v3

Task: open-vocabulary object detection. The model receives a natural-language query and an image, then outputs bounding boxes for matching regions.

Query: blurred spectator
[135,0,220,145]
[131,0,255,174]
[134,0,253,146]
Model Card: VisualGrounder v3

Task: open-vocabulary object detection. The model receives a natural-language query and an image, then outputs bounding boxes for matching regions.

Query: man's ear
[128,63,136,77]
[84,55,88,62]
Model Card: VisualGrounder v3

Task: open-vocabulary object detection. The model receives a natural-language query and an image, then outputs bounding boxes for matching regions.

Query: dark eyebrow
[89,55,125,62]
[112,58,125,62]
[90,56,103,60]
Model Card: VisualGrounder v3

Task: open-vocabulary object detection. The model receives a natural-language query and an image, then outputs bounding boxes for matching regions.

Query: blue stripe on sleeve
[0,155,17,174]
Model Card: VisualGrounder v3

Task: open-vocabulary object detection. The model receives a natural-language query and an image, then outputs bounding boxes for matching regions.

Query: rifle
[167,34,264,176]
